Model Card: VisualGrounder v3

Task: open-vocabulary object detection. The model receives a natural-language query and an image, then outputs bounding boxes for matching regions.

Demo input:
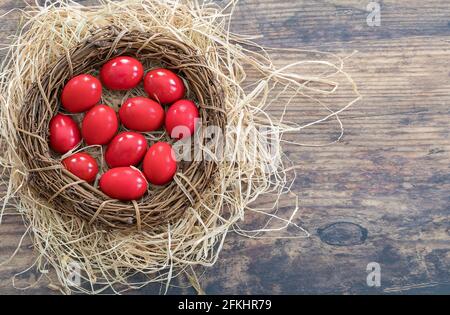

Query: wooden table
[1,0,449,294]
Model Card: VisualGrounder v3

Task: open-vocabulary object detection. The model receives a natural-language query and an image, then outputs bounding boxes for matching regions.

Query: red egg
[144,68,185,104]
[61,74,102,113]
[105,132,147,168]
[62,152,98,183]
[99,167,148,201]
[119,97,165,132]
[49,114,81,154]
[100,56,144,90]
[82,104,118,145]
[142,142,177,185]
[165,100,199,139]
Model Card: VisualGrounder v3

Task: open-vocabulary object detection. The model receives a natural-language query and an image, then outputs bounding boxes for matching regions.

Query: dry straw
[0,0,360,294]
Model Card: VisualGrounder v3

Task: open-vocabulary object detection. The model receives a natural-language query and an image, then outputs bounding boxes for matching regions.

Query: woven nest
[18,27,226,230]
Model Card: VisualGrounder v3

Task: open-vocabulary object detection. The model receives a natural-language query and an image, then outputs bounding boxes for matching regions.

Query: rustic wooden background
[1,0,449,294]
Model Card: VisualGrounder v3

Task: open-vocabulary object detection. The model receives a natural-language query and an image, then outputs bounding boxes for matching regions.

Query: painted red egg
[49,114,81,154]
[142,142,177,185]
[119,97,165,132]
[100,56,144,90]
[99,167,148,201]
[61,74,102,113]
[165,100,199,139]
[62,152,98,183]
[105,132,147,168]
[143,68,185,104]
[82,104,118,145]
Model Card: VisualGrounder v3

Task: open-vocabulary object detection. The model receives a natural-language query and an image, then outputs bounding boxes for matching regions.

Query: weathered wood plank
[1,0,450,294]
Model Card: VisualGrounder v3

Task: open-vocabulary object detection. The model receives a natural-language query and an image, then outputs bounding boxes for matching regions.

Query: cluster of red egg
[49,56,199,201]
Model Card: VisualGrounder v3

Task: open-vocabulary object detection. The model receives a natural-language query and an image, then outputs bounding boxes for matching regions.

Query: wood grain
[1,0,449,294]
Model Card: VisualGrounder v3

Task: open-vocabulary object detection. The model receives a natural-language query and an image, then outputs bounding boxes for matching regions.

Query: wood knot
[317,222,368,246]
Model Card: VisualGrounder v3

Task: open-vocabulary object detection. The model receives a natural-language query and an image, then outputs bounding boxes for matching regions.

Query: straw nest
[0,0,360,294]
[19,26,226,230]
